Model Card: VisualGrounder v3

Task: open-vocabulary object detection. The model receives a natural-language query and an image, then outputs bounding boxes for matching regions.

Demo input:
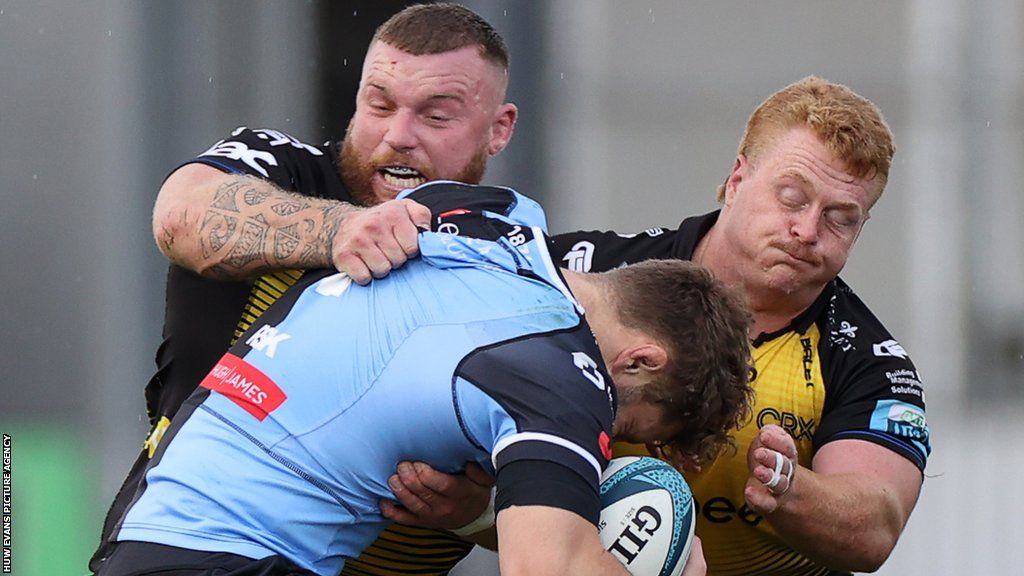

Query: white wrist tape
[451,488,497,536]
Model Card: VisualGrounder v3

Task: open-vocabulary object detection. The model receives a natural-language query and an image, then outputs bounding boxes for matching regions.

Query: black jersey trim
[825,429,927,471]
[495,459,600,526]
[671,210,718,260]
[405,181,519,220]
[182,157,246,175]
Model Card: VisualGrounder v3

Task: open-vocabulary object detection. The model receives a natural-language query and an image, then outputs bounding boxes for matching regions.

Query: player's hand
[380,461,495,530]
[680,536,707,576]
[332,199,431,284]
[744,424,798,515]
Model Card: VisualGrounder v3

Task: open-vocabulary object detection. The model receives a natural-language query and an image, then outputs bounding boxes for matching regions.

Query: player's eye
[778,186,808,209]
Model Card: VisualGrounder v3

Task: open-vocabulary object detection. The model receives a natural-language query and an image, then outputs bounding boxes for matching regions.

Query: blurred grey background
[1,1,1021,574]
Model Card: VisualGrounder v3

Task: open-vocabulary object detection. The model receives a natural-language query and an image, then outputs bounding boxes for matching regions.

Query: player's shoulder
[819,277,908,356]
[191,126,336,180]
[816,277,924,395]
[457,320,612,406]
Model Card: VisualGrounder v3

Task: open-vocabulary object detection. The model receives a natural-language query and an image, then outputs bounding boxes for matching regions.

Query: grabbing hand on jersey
[333,199,431,284]
[744,424,798,514]
[380,461,495,532]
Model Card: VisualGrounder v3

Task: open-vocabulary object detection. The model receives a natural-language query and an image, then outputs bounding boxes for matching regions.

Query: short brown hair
[606,260,755,464]
[373,3,509,71]
[718,76,895,204]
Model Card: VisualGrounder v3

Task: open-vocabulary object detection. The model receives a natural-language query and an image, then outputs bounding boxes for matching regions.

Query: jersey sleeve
[180,126,335,194]
[548,228,679,273]
[814,287,931,471]
[452,323,616,524]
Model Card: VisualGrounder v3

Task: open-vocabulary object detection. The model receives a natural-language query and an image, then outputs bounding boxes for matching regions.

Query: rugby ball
[598,457,696,576]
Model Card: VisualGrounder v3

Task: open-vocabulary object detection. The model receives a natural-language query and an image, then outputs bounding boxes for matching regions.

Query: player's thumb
[405,199,432,230]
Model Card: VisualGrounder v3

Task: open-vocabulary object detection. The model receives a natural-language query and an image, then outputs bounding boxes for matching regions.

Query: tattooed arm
[153,164,430,282]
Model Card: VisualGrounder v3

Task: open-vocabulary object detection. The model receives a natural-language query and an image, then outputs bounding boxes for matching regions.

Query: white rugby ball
[598,456,696,576]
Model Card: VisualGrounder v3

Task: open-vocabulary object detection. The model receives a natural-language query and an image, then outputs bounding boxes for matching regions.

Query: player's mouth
[379,166,427,190]
[772,244,816,267]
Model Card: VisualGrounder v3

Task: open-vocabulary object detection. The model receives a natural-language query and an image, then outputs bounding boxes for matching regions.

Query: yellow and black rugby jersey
[550,211,931,576]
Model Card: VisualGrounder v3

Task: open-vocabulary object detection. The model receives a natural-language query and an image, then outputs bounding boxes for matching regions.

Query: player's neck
[562,270,633,368]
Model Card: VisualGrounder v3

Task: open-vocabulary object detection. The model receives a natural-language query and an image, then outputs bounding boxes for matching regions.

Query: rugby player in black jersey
[91,4,522,575]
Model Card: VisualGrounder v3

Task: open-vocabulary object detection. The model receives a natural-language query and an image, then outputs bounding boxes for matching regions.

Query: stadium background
[1,1,1022,573]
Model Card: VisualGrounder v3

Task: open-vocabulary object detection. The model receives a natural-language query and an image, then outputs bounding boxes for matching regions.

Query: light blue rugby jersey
[115,182,616,576]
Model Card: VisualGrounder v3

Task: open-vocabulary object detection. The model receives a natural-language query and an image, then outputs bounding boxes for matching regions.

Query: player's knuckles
[352,215,388,238]
[335,256,371,283]
[402,199,431,222]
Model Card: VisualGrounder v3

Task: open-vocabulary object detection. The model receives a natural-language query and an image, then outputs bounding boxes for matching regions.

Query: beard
[338,120,489,207]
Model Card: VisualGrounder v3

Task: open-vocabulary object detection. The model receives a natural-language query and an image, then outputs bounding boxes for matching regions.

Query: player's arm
[153,163,429,283]
[746,428,922,572]
[497,504,628,576]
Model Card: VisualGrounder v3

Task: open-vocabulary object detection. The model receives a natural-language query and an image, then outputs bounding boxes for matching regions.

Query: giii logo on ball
[608,505,662,564]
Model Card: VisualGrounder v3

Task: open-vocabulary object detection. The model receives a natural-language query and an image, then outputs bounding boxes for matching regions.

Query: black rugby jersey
[155,127,351,432]
[550,211,931,576]
[93,127,480,575]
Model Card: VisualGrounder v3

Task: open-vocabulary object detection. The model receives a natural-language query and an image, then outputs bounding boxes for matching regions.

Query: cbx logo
[756,408,815,441]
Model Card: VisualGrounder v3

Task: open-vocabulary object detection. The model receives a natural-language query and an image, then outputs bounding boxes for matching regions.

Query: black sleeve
[548,228,679,273]
[495,459,600,525]
[178,126,342,198]
[456,322,616,503]
[815,285,931,471]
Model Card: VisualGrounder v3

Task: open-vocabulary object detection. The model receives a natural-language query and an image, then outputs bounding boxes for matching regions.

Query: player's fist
[330,199,431,284]
[744,424,798,515]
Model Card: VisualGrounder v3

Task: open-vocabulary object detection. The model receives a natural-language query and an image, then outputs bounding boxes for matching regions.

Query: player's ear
[723,154,747,205]
[614,344,668,376]
[488,102,517,156]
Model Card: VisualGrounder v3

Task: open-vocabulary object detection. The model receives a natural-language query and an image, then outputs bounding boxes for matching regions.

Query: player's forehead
[757,127,878,205]
[360,41,502,101]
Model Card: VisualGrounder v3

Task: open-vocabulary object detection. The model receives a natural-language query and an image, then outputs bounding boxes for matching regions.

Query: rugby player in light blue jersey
[98,182,753,576]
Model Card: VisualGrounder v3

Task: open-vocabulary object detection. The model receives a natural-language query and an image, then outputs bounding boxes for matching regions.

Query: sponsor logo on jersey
[692,496,763,526]
[885,369,924,398]
[829,320,858,351]
[200,352,287,421]
[200,139,278,177]
[563,241,595,272]
[756,408,815,441]
[249,128,323,156]
[873,339,908,359]
[438,222,460,235]
[801,337,815,387]
[246,324,291,359]
[869,399,929,443]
